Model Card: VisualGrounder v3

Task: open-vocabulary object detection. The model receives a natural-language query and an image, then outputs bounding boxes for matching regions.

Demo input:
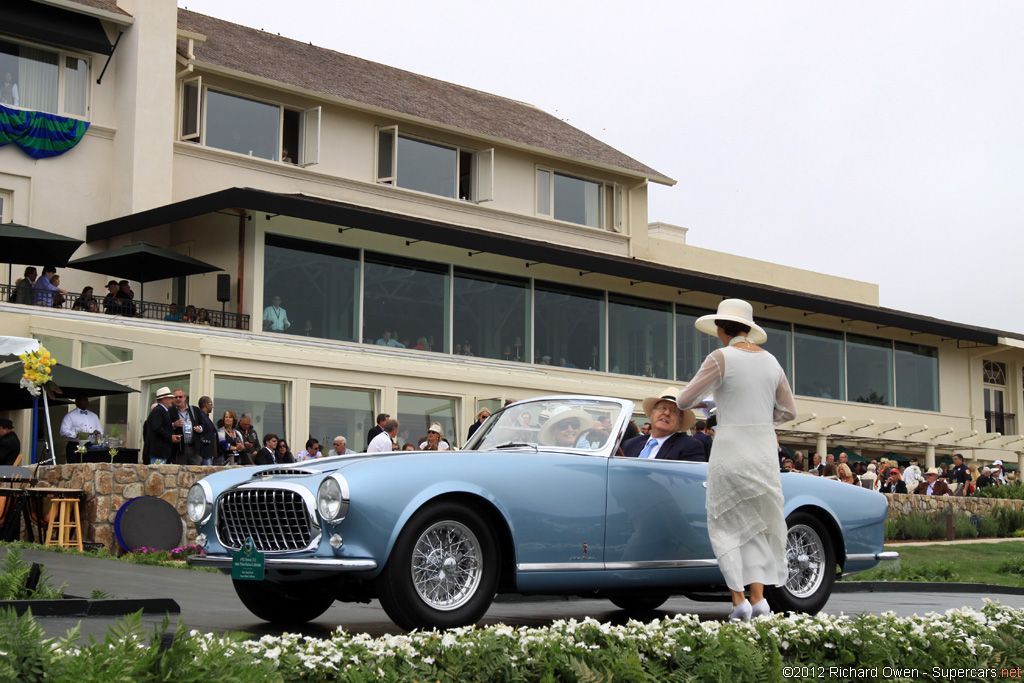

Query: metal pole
[31,395,38,464]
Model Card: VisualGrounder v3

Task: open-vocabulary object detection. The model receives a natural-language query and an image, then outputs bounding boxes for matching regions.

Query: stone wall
[883,492,1023,520]
[31,464,220,551]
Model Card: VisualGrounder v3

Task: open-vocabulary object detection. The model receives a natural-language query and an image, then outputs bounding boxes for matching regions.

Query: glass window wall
[846,334,894,405]
[397,393,458,449]
[263,234,359,342]
[213,377,288,444]
[534,281,604,370]
[761,319,793,384]
[309,385,375,452]
[205,90,280,160]
[675,305,718,382]
[895,342,939,411]
[553,172,602,228]
[363,253,448,352]
[81,342,132,367]
[608,294,671,378]
[453,268,528,361]
[396,136,457,198]
[31,334,72,366]
[794,326,844,400]
[103,393,129,445]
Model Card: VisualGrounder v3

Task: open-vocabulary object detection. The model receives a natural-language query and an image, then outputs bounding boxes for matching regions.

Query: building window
[81,342,132,367]
[363,253,448,352]
[214,377,289,444]
[536,168,619,230]
[31,334,72,366]
[263,234,359,342]
[397,393,458,449]
[675,305,718,382]
[534,281,604,371]
[794,326,844,400]
[761,319,793,385]
[846,334,894,406]
[895,342,938,412]
[102,393,129,445]
[0,190,10,222]
[179,79,320,165]
[376,126,493,202]
[0,38,89,118]
[983,360,1013,435]
[145,375,190,412]
[309,385,375,452]
[608,293,671,379]
[453,268,528,362]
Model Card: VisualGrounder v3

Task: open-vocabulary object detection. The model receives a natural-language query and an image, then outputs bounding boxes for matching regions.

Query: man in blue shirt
[34,266,66,307]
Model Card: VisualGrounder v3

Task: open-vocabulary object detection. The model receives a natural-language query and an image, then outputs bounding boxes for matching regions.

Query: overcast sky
[182,1,1024,335]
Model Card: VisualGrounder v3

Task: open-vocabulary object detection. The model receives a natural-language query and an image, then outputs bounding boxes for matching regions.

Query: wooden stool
[45,497,83,551]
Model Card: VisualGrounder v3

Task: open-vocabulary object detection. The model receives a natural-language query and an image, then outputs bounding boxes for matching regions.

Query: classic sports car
[187,396,896,631]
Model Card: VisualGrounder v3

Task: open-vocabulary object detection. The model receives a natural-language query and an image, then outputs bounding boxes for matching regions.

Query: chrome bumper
[187,556,378,571]
[846,551,899,563]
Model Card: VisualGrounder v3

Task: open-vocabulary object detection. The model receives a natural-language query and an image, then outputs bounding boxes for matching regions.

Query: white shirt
[295,449,320,462]
[366,431,395,453]
[60,409,102,442]
[417,440,450,451]
[263,305,290,331]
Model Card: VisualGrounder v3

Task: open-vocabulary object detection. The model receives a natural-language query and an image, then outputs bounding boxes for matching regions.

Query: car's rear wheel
[609,594,669,613]
[765,511,836,615]
[375,501,499,631]
[232,579,335,624]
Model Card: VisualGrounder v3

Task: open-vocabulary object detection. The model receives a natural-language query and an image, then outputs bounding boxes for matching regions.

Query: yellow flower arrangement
[19,347,58,397]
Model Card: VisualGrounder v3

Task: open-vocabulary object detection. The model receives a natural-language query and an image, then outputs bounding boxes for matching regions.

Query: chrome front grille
[216,487,317,552]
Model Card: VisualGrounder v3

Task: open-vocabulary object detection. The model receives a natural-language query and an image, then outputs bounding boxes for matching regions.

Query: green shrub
[993,507,1024,537]
[973,484,1024,500]
[892,511,945,540]
[953,514,979,539]
[997,555,1024,576]
[977,516,1000,537]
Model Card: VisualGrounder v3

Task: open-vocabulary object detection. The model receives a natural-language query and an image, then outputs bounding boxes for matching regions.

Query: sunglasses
[556,419,581,430]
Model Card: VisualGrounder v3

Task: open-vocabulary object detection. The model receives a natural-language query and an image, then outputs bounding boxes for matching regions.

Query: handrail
[0,283,250,330]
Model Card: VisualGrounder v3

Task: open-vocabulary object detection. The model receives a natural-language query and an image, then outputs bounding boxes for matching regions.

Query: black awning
[86,187,1002,346]
[1,1,114,55]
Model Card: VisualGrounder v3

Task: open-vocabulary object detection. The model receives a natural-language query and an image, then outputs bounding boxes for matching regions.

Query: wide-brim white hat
[925,467,942,476]
[640,387,696,433]
[537,407,595,446]
[154,386,174,399]
[694,299,767,344]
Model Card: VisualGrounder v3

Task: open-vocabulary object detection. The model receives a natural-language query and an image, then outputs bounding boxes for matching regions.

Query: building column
[815,434,828,459]
[925,444,936,470]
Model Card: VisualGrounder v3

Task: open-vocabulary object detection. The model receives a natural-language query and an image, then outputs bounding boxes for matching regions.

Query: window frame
[535,166,619,231]
[178,82,319,166]
[374,125,493,202]
[0,35,92,119]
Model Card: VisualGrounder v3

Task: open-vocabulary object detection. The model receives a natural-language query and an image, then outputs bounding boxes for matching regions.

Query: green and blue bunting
[0,104,89,159]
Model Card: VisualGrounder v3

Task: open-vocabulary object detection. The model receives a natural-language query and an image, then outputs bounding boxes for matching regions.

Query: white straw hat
[694,299,767,344]
[427,422,443,434]
[154,386,174,399]
[640,387,696,433]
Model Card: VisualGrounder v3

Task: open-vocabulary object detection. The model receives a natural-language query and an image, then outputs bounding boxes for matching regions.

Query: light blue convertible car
[187,396,895,631]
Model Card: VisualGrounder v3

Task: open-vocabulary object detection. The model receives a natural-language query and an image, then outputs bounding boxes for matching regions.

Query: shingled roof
[175,9,672,183]
[62,0,131,18]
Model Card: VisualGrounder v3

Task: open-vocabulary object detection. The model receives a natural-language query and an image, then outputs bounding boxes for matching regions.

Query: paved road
[5,547,1024,643]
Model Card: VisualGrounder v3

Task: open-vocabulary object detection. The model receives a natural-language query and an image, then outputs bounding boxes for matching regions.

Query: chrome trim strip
[187,556,377,571]
[846,551,899,562]
[605,559,718,570]
[517,559,719,572]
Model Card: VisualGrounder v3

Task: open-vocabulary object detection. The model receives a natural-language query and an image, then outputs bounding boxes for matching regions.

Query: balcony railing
[1,284,250,330]
[985,410,1017,437]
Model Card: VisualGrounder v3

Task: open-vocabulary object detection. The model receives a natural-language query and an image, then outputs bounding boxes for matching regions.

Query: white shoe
[750,599,771,618]
[728,599,752,622]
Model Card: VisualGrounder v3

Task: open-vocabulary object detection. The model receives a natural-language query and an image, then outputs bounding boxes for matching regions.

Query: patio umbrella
[0,222,84,285]
[0,362,138,403]
[67,241,222,300]
[827,446,868,462]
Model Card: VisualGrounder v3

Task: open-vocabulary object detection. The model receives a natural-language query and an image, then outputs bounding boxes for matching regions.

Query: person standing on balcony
[262,295,291,332]
[13,267,37,305]
[34,266,66,306]
[117,280,136,317]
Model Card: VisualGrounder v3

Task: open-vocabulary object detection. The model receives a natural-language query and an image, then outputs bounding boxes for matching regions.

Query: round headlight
[186,482,211,523]
[317,475,349,522]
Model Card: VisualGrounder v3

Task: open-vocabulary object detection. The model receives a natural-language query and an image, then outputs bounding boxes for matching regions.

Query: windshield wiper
[492,441,538,451]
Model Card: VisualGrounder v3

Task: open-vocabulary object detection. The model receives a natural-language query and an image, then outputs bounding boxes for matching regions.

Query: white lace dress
[676,345,797,591]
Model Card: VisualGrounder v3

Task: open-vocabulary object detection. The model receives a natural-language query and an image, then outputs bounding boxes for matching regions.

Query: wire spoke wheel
[410,520,483,610]
[784,523,825,598]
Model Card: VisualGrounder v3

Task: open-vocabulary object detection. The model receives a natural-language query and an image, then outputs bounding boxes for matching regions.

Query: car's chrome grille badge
[216,488,315,552]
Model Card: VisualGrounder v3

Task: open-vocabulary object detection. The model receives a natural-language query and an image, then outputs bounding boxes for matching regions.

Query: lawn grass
[846,539,1024,587]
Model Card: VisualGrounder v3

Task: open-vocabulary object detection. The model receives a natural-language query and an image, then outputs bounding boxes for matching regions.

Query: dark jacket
[14,279,35,305]
[253,447,277,466]
[621,432,706,461]
[0,431,20,467]
[196,409,217,462]
[693,431,713,460]
[366,424,384,446]
[879,480,908,494]
[239,425,260,465]
[142,404,175,464]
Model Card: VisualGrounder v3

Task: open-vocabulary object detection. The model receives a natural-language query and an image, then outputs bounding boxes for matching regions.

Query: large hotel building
[1,0,1020,471]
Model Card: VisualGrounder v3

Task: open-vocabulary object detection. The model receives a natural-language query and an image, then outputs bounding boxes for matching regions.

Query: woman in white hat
[418,423,450,451]
[675,299,797,621]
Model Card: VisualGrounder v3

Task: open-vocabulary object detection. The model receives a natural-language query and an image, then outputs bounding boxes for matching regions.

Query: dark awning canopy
[87,187,1001,346]
[1,1,115,55]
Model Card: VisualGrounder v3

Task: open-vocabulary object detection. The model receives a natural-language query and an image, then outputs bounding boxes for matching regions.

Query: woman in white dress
[676,299,797,620]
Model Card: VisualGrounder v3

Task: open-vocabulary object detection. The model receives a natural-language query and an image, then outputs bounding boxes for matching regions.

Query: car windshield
[468,398,625,452]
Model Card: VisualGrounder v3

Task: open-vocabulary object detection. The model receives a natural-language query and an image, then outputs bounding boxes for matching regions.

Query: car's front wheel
[609,594,669,613]
[375,501,499,631]
[232,579,335,624]
[765,511,836,614]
